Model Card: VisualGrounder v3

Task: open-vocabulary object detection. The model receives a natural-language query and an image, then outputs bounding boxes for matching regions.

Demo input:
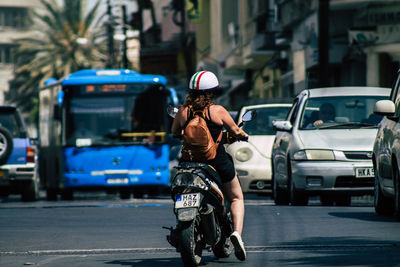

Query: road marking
[2,243,399,256]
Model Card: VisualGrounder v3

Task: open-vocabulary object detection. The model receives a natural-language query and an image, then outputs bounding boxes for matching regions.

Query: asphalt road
[0,193,400,267]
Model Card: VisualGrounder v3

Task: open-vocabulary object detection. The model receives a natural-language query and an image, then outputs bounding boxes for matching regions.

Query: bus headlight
[235,147,253,162]
[293,149,335,160]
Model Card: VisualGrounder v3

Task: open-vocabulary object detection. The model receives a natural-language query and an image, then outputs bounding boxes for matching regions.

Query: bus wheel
[120,189,131,199]
[61,189,74,200]
[46,189,58,201]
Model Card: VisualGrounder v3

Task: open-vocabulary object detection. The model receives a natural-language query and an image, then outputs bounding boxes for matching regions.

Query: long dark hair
[183,90,214,111]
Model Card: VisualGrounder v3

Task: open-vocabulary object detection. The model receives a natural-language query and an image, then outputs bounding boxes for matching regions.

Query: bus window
[131,84,166,132]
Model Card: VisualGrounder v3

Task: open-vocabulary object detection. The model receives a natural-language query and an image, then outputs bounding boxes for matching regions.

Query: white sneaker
[230,231,246,261]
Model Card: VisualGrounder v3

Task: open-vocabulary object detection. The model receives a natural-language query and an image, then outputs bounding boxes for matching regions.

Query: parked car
[373,70,400,219]
[225,103,291,193]
[272,87,390,206]
[0,106,39,201]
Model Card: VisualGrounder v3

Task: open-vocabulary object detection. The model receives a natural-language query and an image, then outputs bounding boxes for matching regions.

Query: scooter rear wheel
[179,217,204,266]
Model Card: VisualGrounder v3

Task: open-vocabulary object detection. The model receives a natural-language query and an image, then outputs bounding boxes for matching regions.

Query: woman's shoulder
[209,104,227,113]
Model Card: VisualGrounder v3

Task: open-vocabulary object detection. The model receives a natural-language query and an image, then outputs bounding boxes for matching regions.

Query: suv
[373,70,400,219]
[0,106,39,201]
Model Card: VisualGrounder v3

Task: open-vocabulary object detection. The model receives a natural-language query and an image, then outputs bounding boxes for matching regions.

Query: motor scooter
[164,107,256,266]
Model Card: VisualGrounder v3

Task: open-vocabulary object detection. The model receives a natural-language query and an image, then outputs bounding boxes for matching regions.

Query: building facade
[191,0,400,110]
[0,0,41,105]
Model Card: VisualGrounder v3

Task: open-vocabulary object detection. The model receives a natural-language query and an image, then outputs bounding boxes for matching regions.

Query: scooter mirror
[242,110,257,122]
[167,105,180,118]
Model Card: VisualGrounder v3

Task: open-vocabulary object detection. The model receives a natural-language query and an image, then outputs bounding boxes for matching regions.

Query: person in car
[312,102,336,127]
[171,70,248,261]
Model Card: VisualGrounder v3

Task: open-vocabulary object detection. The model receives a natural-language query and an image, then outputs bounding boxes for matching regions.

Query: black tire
[273,168,289,205]
[320,195,334,206]
[0,126,13,165]
[21,179,39,202]
[46,188,58,201]
[394,166,400,221]
[374,166,394,215]
[212,212,233,258]
[290,180,308,206]
[61,189,74,200]
[120,189,131,199]
[180,219,204,267]
[212,236,233,258]
[289,163,308,206]
[334,195,351,206]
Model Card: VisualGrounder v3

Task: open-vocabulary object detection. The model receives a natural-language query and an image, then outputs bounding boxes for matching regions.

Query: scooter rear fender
[176,207,198,221]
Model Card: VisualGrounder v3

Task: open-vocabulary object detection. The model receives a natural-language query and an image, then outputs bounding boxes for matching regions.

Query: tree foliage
[8,0,106,119]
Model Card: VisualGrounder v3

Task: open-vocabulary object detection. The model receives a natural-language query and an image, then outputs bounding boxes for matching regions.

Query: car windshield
[242,106,291,135]
[299,95,387,130]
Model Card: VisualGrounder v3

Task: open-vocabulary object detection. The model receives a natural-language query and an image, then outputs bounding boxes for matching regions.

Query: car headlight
[293,149,335,160]
[235,147,253,162]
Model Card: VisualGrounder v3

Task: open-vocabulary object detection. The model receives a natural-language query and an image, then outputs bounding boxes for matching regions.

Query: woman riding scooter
[171,70,248,261]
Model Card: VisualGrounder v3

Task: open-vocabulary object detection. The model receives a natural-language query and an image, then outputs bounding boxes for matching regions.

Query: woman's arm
[215,105,248,138]
[171,106,186,137]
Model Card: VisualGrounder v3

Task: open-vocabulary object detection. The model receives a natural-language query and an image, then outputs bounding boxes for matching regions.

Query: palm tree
[8,0,106,115]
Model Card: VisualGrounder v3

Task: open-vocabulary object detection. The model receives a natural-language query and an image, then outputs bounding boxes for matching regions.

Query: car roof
[306,87,390,97]
[241,103,292,110]
[0,106,17,112]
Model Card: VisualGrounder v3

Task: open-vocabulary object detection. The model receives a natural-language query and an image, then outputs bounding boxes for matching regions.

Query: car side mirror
[273,120,293,132]
[374,100,395,116]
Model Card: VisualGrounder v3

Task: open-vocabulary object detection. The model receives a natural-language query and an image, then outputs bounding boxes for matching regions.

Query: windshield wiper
[318,122,378,129]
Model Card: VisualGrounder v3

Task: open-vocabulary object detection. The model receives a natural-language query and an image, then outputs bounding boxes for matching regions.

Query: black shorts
[207,150,236,183]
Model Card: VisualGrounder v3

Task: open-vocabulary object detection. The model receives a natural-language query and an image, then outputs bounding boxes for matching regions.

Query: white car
[226,103,291,193]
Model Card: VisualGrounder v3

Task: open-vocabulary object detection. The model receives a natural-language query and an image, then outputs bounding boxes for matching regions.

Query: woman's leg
[222,175,244,235]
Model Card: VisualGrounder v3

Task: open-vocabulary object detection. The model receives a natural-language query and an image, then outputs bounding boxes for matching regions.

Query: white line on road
[2,243,398,256]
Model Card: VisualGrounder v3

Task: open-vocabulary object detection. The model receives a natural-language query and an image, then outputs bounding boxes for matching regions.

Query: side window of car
[392,71,400,117]
[287,98,300,125]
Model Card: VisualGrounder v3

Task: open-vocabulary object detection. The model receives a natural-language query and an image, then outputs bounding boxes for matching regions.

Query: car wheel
[334,195,351,206]
[273,169,289,205]
[394,166,400,221]
[289,179,308,206]
[374,166,394,215]
[21,179,39,202]
[320,195,334,206]
[0,126,13,165]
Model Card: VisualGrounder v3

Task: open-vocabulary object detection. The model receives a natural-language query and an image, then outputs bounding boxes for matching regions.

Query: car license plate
[355,167,374,178]
[175,193,200,209]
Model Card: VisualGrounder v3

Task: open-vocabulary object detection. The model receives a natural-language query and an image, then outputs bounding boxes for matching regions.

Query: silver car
[272,87,390,206]
[373,70,400,219]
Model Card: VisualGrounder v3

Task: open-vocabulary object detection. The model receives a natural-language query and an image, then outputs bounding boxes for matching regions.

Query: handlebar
[222,131,248,144]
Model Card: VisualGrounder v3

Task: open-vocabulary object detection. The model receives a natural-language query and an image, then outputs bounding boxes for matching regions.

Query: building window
[0,45,16,64]
[0,7,28,28]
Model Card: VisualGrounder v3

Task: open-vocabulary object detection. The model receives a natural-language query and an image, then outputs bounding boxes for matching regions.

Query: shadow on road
[104,256,220,267]
[276,237,400,267]
[329,211,399,223]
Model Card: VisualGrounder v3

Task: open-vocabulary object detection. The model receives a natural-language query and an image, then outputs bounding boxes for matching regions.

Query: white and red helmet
[189,71,219,91]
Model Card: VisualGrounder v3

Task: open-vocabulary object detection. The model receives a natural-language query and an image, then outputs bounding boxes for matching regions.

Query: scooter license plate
[175,193,200,209]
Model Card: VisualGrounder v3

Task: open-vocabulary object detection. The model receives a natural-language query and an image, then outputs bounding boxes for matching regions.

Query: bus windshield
[64,83,169,146]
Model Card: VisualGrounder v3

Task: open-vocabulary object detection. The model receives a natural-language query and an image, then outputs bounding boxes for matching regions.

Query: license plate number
[175,193,200,209]
[355,167,374,178]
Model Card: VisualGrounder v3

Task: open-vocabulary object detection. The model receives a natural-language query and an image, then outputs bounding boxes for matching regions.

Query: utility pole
[106,0,115,69]
[121,5,129,69]
[318,0,329,87]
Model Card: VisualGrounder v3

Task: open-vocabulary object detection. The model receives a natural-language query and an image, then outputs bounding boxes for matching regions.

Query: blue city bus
[38,69,179,200]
